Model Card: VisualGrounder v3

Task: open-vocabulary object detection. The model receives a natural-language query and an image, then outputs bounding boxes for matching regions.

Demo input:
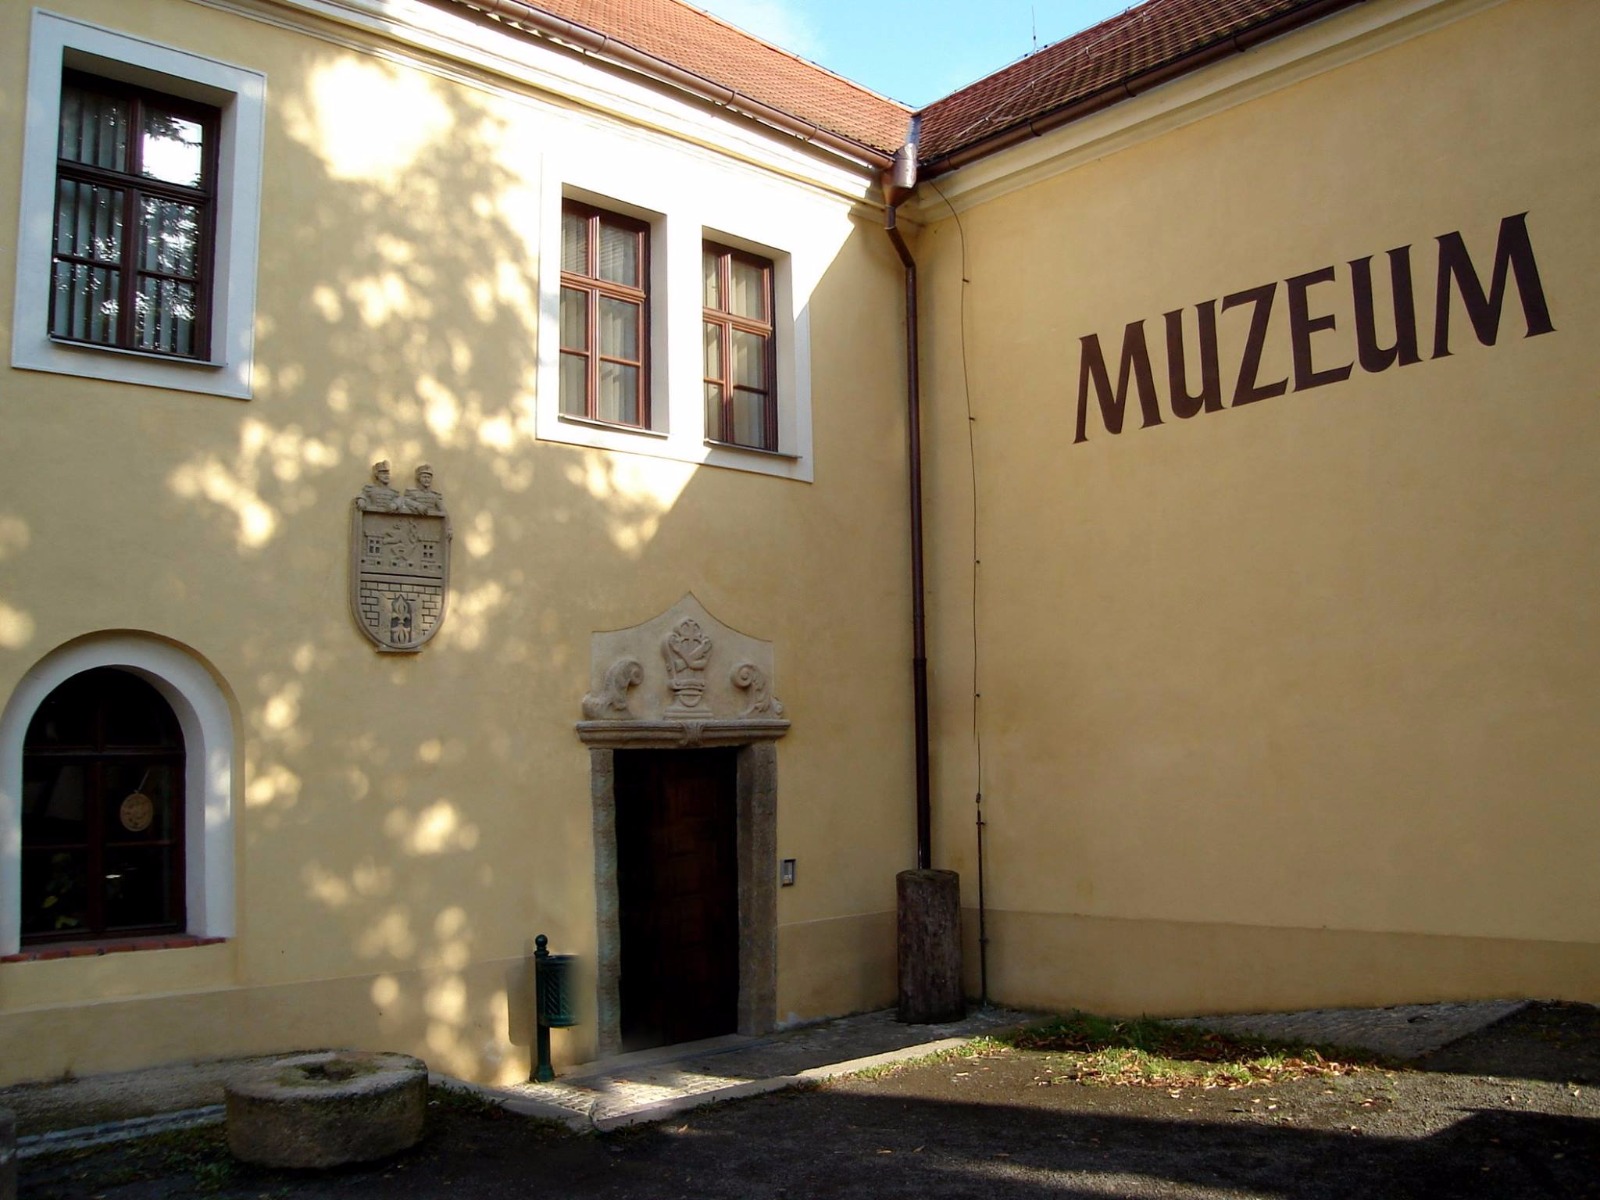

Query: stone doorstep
[433,1033,989,1132]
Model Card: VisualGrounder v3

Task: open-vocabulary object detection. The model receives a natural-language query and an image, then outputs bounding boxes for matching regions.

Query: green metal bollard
[532,934,577,1083]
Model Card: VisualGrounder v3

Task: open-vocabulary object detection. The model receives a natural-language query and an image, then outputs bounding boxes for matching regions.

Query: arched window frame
[0,636,235,957]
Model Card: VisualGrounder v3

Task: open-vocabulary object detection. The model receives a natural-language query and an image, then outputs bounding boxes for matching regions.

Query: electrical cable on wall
[930,178,989,1006]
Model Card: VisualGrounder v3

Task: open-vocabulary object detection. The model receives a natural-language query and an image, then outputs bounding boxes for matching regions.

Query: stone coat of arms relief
[350,461,452,652]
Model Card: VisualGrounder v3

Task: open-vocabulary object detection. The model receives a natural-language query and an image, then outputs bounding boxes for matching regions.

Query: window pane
[134,277,197,356]
[703,321,723,381]
[730,258,766,320]
[55,180,123,262]
[731,388,769,448]
[99,671,183,747]
[561,210,588,274]
[559,286,588,351]
[598,221,639,286]
[104,845,177,931]
[702,249,721,308]
[559,351,588,416]
[21,761,89,844]
[599,297,639,360]
[599,362,640,425]
[704,382,724,438]
[732,328,767,388]
[140,107,205,187]
[52,262,120,344]
[25,676,98,748]
[139,197,201,278]
[21,850,89,937]
[58,83,129,170]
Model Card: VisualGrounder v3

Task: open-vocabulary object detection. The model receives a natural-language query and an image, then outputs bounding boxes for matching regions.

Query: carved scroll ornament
[731,663,785,718]
[582,659,643,719]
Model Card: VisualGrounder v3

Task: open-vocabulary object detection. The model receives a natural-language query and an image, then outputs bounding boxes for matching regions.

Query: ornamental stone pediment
[577,594,788,747]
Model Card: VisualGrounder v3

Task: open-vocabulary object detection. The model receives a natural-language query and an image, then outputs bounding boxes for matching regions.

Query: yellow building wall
[920,0,1600,1013]
[0,0,912,1084]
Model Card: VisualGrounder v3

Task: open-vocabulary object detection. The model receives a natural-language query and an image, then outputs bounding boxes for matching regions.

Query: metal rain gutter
[881,117,931,872]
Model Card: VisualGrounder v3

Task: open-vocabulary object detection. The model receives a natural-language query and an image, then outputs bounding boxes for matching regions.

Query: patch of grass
[841,1040,1006,1082]
[427,1083,507,1117]
[996,1012,1391,1091]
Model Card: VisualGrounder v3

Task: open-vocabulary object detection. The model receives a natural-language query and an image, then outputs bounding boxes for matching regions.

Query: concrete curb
[16,1107,224,1159]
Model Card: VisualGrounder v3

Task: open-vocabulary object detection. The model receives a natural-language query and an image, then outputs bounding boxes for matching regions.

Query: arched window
[21,668,186,943]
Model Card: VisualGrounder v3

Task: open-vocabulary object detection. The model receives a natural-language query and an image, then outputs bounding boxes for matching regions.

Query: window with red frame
[21,668,186,944]
[560,202,649,427]
[50,71,218,359]
[702,243,776,451]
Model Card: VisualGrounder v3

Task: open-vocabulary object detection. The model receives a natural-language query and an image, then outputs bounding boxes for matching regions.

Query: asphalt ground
[15,1000,1600,1199]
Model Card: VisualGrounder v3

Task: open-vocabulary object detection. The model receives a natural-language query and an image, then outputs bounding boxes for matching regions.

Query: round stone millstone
[224,1051,427,1169]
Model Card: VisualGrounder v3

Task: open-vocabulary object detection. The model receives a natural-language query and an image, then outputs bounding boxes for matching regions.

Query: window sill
[48,335,222,370]
[2,934,226,963]
[703,439,801,461]
[558,413,668,438]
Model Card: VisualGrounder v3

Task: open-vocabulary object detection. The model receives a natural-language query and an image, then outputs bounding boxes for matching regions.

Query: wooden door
[615,748,739,1052]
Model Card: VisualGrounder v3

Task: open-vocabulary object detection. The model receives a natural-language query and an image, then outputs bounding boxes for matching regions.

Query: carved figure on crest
[356,461,402,512]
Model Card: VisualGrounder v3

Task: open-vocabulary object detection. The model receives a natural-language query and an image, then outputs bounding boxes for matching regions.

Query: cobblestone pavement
[1167,999,1529,1058]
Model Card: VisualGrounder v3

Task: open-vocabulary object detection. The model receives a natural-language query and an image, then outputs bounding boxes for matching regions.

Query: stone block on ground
[224,1051,426,1169]
[897,868,964,1024]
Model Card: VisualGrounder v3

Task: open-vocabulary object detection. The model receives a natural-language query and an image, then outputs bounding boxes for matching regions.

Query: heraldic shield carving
[350,461,452,653]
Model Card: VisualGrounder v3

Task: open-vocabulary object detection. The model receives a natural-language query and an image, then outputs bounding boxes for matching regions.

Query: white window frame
[11,10,266,400]
[0,635,236,957]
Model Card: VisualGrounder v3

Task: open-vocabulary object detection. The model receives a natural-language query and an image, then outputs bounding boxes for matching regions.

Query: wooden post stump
[897,868,964,1023]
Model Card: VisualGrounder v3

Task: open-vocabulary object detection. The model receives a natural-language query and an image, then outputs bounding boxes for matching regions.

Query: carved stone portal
[577,594,788,1056]
[350,463,452,653]
[578,594,789,747]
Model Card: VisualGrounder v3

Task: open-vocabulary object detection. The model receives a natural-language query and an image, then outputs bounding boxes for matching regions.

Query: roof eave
[918,0,1370,178]
[441,0,898,169]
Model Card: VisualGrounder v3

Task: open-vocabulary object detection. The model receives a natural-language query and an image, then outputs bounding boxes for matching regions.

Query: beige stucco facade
[915,0,1600,1014]
[0,0,912,1085]
[2,0,1595,1090]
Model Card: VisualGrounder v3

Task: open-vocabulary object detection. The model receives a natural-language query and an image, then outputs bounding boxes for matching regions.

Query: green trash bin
[532,934,577,1082]
[535,937,577,1029]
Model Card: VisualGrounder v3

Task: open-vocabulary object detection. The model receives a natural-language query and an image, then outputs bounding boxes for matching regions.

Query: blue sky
[690,0,1135,106]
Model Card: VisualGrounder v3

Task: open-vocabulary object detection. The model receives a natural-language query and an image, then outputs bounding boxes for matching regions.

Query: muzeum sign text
[1073,213,1555,444]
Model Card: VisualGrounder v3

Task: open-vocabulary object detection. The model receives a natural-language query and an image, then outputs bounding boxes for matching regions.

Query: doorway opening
[615,748,738,1051]
[587,740,778,1058]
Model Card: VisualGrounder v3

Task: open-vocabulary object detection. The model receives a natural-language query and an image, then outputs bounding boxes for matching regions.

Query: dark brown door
[616,748,738,1052]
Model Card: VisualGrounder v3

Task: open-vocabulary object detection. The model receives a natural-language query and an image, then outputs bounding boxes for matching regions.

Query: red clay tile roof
[918,0,1362,167]
[441,0,1359,173]
[445,0,911,157]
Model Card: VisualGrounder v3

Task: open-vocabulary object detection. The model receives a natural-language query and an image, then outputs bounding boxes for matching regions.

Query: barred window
[50,71,217,359]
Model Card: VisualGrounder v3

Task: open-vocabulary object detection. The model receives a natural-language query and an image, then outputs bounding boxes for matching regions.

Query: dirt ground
[23,1002,1600,1199]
